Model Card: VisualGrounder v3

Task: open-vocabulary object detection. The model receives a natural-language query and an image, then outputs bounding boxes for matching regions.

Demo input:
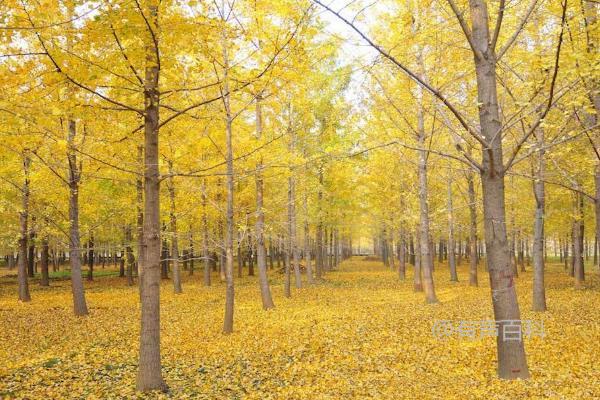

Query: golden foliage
[0,258,598,399]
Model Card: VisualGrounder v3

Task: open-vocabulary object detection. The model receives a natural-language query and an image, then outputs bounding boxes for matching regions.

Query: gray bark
[469,0,529,379]
[447,178,458,281]
[532,128,546,311]
[221,8,235,333]
[254,95,275,309]
[136,0,167,390]
[167,164,182,294]
[67,119,89,317]
[17,154,31,302]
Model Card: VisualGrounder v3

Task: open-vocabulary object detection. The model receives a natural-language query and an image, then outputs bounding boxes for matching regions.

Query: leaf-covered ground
[0,258,599,399]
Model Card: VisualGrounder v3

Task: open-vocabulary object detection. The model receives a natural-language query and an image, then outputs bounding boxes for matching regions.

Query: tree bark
[303,185,314,284]
[470,0,529,379]
[87,233,94,282]
[136,0,167,391]
[574,192,585,288]
[315,165,324,279]
[126,225,135,287]
[288,165,302,288]
[398,228,406,280]
[221,6,235,334]
[67,119,89,316]
[167,164,182,294]
[27,225,35,278]
[136,145,144,281]
[416,87,437,303]
[532,128,546,311]
[17,154,31,301]
[40,236,50,286]
[447,178,458,281]
[254,94,275,309]
[467,161,478,287]
[414,227,423,292]
[202,179,211,287]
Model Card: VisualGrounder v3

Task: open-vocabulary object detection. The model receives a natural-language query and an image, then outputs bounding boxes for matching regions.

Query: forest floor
[0,258,599,399]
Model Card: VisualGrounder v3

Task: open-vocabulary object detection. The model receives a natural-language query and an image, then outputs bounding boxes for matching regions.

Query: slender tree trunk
[126,225,135,287]
[254,94,274,309]
[67,120,88,316]
[447,178,458,281]
[398,228,406,280]
[388,229,396,271]
[532,128,547,311]
[414,227,423,292]
[40,236,50,286]
[467,164,478,286]
[188,234,194,276]
[221,10,235,333]
[574,192,585,288]
[409,235,415,265]
[417,94,437,303]
[315,166,324,279]
[160,226,169,280]
[168,165,182,294]
[27,225,35,278]
[284,232,291,298]
[303,187,314,284]
[288,170,302,288]
[18,154,31,301]
[136,0,166,390]
[87,233,94,282]
[202,179,211,287]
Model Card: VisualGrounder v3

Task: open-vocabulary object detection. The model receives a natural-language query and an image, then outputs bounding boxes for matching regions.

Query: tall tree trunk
[398,228,406,280]
[40,236,50,287]
[532,128,546,311]
[315,166,324,279]
[136,0,166,390]
[470,0,528,379]
[574,192,585,288]
[388,228,396,271]
[409,234,415,265]
[447,178,458,281]
[221,7,235,334]
[284,232,291,298]
[27,224,35,278]
[87,233,94,282]
[202,179,211,287]
[167,164,182,294]
[136,145,144,280]
[417,93,437,303]
[414,227,423,292]
[160,225,169,280]
[126,225,135,287]
[17,153,31,301]
[288,157,302,288]
[188,234,194,276]
[67,120,88,316]
[254,94,274,309]
[303,187,314,284]
[467,162,478,286]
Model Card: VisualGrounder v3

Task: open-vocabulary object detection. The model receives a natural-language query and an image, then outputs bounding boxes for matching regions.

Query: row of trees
[0,0,598,392]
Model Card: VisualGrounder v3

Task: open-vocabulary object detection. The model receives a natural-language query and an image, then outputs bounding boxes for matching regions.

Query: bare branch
[490,0,506,50]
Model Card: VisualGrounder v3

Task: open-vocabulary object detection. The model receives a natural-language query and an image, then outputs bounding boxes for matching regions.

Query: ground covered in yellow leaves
[0,258,599,399]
